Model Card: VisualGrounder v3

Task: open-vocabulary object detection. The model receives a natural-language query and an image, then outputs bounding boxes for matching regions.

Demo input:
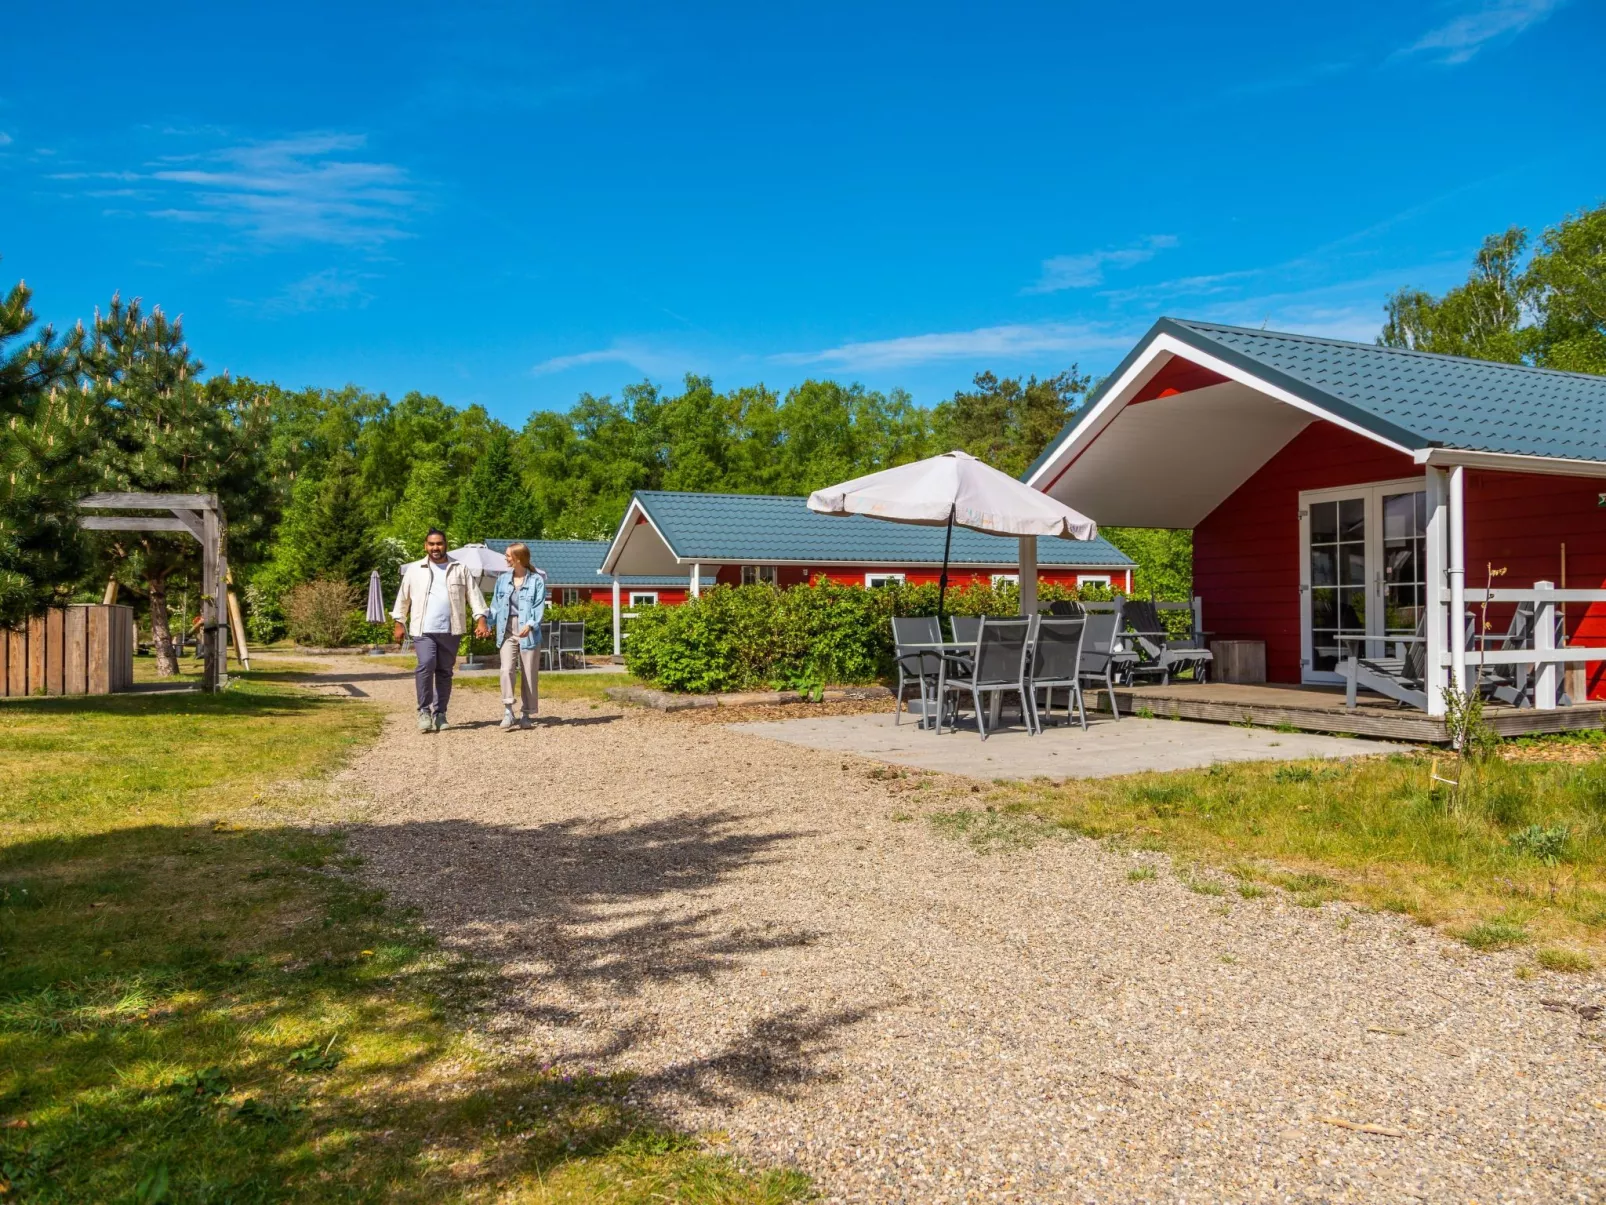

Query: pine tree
[301,450,375,587]
[84,295,274,674]
[451,429,540,542]
[0,276,92,626]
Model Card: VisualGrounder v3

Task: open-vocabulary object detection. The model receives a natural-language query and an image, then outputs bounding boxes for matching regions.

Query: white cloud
[256,267,377,315]
[147,133,415,246]
[531,341,691,378]
[1024,235,1178,294]
[1402,0,1566,65]
[772,322,1136,371]
[0,131,12,147]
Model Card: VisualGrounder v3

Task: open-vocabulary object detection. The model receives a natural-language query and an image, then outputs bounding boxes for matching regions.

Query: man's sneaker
[417,709,434,734]
[499,707,515,731]
[433,713,449,732]
[520,712,534,730]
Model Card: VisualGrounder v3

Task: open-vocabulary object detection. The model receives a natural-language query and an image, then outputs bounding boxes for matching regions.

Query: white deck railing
[1437,581,1606,709]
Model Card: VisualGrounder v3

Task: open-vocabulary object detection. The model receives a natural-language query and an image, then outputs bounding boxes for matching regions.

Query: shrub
[282,579,359,647]
[624,577,1106,693]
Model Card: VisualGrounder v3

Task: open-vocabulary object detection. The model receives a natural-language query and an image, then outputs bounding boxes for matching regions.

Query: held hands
[474,618,490,639]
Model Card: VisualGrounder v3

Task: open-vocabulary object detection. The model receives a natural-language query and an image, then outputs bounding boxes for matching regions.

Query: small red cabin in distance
[599,489,1135,651]
[1026,318,1606,722]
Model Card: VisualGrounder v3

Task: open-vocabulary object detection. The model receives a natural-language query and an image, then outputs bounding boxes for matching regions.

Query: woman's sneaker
[417,709,434,734]
[499,707,515,731]
[433,713,449,732]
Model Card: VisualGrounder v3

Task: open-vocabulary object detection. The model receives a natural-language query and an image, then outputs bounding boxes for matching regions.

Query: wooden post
[1535,581,1558,710]
[1424,466,1448,716]
[1447,466,1467,699]
[612,576,622,658]
[1017,536,1038,617]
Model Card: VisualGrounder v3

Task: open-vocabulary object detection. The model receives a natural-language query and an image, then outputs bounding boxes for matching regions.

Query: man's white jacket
[391,557,490,637]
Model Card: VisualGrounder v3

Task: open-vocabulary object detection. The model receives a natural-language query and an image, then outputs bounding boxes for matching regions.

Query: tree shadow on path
[349,809,889,1109]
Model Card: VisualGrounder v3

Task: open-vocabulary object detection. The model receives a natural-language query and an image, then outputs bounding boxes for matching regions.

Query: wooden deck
[1106,681,1606,743]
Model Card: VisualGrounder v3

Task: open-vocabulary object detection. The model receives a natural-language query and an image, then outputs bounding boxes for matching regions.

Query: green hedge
[624,578,1107,694]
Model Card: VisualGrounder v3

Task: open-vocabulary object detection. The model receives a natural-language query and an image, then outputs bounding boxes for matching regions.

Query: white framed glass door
[1299,479,1427,683]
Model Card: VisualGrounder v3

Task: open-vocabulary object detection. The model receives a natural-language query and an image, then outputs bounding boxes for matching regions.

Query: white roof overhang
[600,498,686,576]
[1027,334,1418,528]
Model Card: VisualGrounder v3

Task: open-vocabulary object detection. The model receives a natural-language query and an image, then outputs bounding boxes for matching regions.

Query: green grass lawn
[987,742,1606,970]
[0,680,806,1202]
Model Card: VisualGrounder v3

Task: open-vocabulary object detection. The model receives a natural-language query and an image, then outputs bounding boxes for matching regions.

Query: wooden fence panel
[86,607,110,695]
[0,606,132,698]
[27,616,45,695]
[44,609,64,696]
[63,607,87,694]
[7,630,24,696]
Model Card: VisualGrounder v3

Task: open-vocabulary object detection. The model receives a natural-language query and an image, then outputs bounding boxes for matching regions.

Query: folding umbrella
[807,450,1097,623]
[365,570,386,624]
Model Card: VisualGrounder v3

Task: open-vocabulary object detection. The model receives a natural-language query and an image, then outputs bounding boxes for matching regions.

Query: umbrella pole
[936,506,953,633]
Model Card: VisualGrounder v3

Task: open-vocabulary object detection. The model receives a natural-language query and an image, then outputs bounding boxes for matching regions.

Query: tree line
[1,201,1601,672]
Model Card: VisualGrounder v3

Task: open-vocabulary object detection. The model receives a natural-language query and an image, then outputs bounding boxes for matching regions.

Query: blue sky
[3,0,1602,426]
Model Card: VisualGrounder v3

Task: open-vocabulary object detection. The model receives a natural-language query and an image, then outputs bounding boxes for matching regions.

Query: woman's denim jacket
[490,569,547,650]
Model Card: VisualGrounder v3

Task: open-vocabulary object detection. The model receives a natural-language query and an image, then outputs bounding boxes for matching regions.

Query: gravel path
[309,659,1604,1203]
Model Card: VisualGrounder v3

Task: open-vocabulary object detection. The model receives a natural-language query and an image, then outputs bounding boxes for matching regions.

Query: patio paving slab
[729,710,1407,779]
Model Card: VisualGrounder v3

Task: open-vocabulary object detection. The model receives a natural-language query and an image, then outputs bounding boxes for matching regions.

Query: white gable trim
[600,496,682,574]
[1026,332,1416,494]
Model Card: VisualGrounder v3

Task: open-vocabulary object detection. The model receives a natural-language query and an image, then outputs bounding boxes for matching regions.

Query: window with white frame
[865,572,905,589]
[991,573,1019,588]
[560,587,581,606]
[741,565,778,586]
[629,591,659,607]
[1077,575,1111,588]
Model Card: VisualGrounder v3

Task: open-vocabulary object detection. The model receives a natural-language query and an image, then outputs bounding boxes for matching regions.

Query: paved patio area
[729,710,1405,779]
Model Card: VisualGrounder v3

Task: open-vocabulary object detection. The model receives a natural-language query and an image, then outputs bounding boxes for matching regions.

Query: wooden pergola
[78,492,236,692]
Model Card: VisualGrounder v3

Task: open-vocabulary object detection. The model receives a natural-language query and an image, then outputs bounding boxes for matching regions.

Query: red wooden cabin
[1027,319,1606,725]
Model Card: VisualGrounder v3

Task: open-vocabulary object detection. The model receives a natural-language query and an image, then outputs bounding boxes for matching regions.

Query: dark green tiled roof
[1026,318,1606,480]
[633,492,1133,567]
[483,539,689,588]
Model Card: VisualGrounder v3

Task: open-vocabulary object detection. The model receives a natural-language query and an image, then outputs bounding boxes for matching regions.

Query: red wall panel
[1195,421,1606,695]
[588,566,1130,606]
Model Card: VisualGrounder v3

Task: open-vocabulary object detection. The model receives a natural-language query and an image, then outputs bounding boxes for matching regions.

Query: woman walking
[489,543,547,731]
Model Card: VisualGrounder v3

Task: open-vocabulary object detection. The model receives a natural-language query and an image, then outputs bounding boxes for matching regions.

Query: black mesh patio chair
[939,617,1033,740]
[1047,600,1084,617]
[1122,597,1212,685]
[539,622,558,672]
[891,615,941,726]
[1027,615,1088,732]
[558,622,586,669]
[950,616,981,645]
[1078,608,1136,720]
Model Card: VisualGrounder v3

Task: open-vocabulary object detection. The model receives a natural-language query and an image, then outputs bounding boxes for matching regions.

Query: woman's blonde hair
[505,542,532,570]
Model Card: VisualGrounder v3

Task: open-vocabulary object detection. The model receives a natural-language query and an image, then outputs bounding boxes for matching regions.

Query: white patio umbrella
[365,569,386,624]
[807,450,1098,622]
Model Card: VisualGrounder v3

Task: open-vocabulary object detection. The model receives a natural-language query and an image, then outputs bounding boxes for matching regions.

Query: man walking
[391,529,490,733]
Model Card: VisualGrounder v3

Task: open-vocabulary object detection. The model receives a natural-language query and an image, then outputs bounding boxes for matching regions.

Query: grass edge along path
[0,675,808,1203]
[978,741,1606,972]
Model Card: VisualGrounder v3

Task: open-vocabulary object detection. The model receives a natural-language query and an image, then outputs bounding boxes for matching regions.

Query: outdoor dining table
[899,639,1014,733]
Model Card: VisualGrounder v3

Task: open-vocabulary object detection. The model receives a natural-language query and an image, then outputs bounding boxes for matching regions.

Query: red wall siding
[588,566,1130,605]
[1195,420,1606,694]
[1195,423,1414,684]
[1464,470,1606,697]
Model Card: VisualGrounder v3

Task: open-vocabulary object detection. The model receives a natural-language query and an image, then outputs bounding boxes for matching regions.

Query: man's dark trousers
[415,632,462,717]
